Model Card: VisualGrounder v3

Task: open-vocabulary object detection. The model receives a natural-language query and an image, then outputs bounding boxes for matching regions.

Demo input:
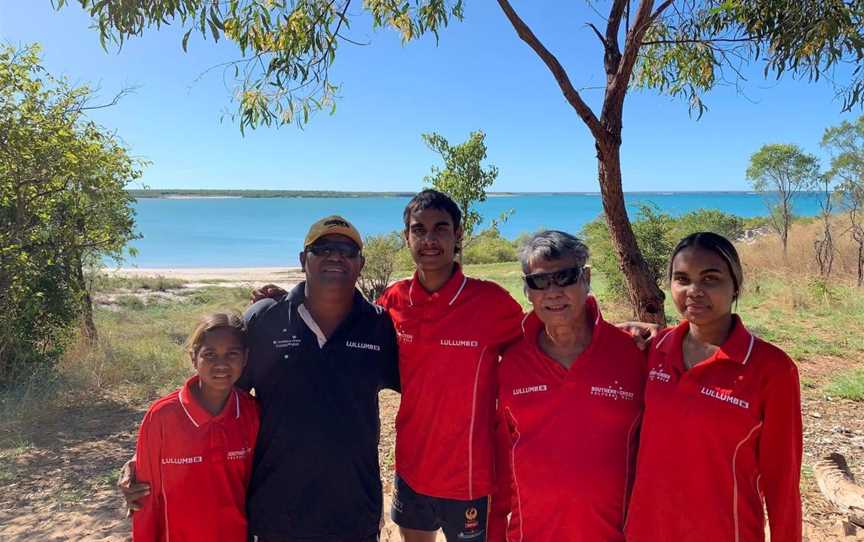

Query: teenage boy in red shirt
[377,190,524,542]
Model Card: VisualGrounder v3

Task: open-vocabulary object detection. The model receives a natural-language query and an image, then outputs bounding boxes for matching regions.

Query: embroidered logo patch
[590,380,635,401]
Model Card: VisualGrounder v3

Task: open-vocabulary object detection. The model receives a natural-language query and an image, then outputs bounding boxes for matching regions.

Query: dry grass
[737,214,861,281]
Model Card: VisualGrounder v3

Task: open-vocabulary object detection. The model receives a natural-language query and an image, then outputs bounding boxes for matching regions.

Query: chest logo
[227,447,252,460]
[700,386,750,409]
[440,338,479,348]
[346,340,381,351]
[513,384,548,396]
[590,381,635,401]
[396,331,414,344]
[273,336,300,348]
[648,365,673,383]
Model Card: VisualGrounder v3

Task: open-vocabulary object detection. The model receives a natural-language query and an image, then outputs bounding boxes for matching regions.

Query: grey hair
[518,230,590,274]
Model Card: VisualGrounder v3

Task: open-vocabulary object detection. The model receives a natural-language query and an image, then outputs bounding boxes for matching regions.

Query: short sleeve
[379,312,401,393]
[132,409,164,542]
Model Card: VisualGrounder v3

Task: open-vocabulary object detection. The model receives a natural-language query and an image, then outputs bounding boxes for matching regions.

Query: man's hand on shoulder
[250,284,287,304]
[118,458,149,516]
[616,321,662,351]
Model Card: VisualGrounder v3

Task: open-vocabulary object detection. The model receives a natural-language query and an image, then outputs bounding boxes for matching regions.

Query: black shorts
[391,473,489,542]
[251,534,379,542]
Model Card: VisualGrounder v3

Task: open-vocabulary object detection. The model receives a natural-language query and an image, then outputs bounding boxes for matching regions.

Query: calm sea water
[124,192,823,267]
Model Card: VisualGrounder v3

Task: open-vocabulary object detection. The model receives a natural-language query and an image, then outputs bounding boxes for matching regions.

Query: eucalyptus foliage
[54,0,464,132]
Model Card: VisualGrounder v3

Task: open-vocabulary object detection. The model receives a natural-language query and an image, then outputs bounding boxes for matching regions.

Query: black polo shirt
[240,282,400,541]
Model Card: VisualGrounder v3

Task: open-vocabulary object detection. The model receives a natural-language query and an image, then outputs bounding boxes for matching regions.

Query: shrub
[359,232,405,301]
[671,209,744,241]
[462,228,518,265]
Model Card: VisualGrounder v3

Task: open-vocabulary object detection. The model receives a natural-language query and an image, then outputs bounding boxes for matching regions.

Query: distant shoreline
[129,189,785,199]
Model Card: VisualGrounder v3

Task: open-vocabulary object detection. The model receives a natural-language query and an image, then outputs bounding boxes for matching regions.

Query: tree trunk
[598,143,666,323]
[813,453,864,527]
[74,254,98,344]
[858,241,863,288]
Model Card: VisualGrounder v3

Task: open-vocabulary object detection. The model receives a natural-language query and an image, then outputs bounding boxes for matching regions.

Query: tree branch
[650,0,675,22]
[604,0,657,124]
[604,0,628,74]
[587,23,606,48]
[495,0,608,147]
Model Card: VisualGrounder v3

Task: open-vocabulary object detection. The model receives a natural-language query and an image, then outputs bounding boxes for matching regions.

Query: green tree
[358,231,404,301]
[822,117,864,286]
[746,144,820,258]
[422,130,499,240]
[0,43,142,385]
[59,0,864,322]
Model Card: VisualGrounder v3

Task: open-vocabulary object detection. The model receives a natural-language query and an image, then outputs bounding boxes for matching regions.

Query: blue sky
[0,1,858,192]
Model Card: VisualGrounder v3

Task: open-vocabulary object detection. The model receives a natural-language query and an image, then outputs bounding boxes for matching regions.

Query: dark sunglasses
[306,242,360,259]
[523,266,585,290]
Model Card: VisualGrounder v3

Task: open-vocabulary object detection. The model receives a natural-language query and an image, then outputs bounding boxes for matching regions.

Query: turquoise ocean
[126,192,824,267]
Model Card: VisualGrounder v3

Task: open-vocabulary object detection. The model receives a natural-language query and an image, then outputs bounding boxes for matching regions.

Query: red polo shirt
[133,376,260,542]
[378,265,524,500]
[625,316,802,542]
[489,297,646,542]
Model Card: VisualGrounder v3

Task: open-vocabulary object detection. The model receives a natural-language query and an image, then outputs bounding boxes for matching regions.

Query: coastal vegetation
[0,44,142,388]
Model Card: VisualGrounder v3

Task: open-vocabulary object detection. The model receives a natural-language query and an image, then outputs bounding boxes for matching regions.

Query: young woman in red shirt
[625,232,802,542]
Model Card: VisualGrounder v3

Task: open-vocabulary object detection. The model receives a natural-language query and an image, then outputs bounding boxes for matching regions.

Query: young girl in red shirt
[625,232,802,542]
[133,312,260,542]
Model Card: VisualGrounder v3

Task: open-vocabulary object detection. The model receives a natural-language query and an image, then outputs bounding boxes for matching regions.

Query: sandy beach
[103,266,305,286]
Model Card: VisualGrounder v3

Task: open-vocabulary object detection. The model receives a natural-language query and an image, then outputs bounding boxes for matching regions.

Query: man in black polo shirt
[242,216,399,541]
[119,215,400,542]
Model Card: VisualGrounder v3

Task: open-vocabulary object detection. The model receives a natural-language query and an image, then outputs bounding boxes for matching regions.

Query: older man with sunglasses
[489,230,647,542]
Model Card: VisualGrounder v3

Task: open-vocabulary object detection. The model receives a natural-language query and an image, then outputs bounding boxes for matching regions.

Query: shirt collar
[656,314,755,365]
[288,281,370,344]
[178,375,240,428]
[408,264,468,307]
[298,303,328,347]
